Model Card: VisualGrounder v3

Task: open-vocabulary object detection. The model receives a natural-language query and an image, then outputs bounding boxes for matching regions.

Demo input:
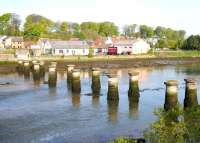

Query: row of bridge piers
[17,60,198,111]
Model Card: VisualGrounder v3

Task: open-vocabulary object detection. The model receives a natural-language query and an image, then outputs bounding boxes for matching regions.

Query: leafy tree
[155,39,167,49]
[72,23,81,38]
[24,14,54,40]
[182,35,200,50]
[140,25,154,38]
[80,22,99,40]
[98,22,119,37]
[0,13,21,36]
[178,30,186,39]
[167,40,177,49]
[123,24,137,37]
[155,26,166,38]
[60,22,68,32]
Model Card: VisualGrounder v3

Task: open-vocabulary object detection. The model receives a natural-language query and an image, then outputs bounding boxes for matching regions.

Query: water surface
[0,64,200,143]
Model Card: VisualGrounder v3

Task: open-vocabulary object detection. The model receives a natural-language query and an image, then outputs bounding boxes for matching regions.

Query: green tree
[155,26,166,38]
[80,22,99,40]
[24,14,54,40]
[123,24,137,37]
[182,35,200,50]
[98,22,119,37]
[155,39,167,49]
[60,21,68,32]
[71,23,82,39]
[0,13,21,36]
[140,25,154,38]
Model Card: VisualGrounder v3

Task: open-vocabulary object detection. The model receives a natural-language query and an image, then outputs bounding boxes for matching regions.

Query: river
[0,64,199,143]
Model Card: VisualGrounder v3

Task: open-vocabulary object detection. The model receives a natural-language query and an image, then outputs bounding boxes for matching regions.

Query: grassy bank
[0,61,17,65]
[153,50,200,58]
[38,50,200,62]
[1,50,200,63]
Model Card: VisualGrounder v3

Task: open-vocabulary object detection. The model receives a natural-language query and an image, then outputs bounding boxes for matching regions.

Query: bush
[182,35,200,50]
[88,48,94,58]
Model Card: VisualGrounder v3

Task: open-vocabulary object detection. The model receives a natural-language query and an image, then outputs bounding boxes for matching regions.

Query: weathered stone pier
[184,79,198,109]
[48,65,57,87]
[71,69,81,93]
[91,68,101,94]
[128,71,140,100]
[67,65,75,83]
[164,80,179,111]
[33,63,41,81]
[107,74,119,101]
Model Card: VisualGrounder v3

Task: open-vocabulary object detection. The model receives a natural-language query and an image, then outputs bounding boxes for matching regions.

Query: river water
[0,64,200,143]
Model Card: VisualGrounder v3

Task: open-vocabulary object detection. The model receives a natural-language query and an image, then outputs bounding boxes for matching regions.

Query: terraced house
[4,36,24,49]
[53,40,89,56]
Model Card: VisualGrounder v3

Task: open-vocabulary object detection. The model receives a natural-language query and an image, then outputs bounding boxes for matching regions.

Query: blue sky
[0,0,199,35]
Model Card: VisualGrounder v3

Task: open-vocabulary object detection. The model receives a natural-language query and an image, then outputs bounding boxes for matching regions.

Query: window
[125,47,127,48]
[129,47,132,48]
[83,49,85,53]
[66,49,69,53]
[59,50,63,54]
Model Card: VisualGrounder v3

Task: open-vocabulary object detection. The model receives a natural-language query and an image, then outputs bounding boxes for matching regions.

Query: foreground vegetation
[110,137,138,143]
[145,106,200,143]
[111,106,200,143]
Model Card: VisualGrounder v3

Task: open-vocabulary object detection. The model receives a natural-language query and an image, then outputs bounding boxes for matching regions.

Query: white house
[114,40,133,55]
[15,49,30,60]
[108,38,150,55]
[132,39,151,54]
[52,40,90,56]
[30,45,42,57]
[3,36,24,49]
[37,39,52,54]
[0,36,7,49]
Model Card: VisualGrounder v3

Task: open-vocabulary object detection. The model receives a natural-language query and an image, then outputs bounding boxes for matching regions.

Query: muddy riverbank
[0,57,200,73]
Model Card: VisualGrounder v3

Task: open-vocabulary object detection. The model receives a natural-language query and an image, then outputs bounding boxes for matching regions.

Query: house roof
[50,40,89,49]
[8,36,24,42]
[113,40,136,46]
[0,36,7,42]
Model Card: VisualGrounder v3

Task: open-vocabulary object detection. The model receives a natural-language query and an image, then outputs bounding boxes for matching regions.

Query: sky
[0,0,199,35]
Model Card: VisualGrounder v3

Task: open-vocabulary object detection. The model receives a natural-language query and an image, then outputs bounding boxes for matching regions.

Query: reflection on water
[129,97,139,119]
[0,64,200,143]
[72,94,81,108]
[108,100,119,124]
[176,63,200,75]
[92,95,100,107]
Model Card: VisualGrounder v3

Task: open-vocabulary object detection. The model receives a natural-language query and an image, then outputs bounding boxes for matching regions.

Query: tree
[72,23,81,38]
[24,14,54,40]
[0,13,21,36]
[123,24,137,37]
[155,39,167,49]
[98,22,119,37]
[182,35,200,50]
[167,40,177,49]
[80,22,99,40]
[140,25,154,38]
[155,26,166,38]
[60,22,68,32]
